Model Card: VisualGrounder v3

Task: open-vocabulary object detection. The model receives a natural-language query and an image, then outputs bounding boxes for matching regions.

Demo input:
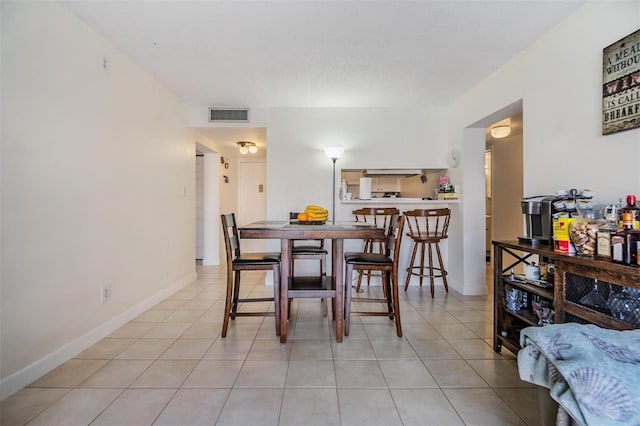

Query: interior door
[238,160,267,252]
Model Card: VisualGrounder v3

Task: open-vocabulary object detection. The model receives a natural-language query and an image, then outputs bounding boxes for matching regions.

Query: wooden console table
[493,240,640,354]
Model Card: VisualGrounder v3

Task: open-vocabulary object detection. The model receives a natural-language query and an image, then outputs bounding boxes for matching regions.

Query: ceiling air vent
[208,107,250,123]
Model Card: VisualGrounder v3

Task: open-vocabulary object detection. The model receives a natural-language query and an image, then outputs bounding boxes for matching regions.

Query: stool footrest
[232,312,276,317]
[236,297,275,303]
[407,266,447,279]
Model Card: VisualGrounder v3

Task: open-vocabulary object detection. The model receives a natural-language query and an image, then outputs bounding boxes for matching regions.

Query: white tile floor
[1,263,541,425]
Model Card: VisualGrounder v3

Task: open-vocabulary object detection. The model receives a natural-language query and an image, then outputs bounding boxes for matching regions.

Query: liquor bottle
[612,212,640,265]
[619,195,640,230]
[597,209,619,258]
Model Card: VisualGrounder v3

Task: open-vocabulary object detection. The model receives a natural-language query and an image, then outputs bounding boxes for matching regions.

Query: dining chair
[351,207,400,292]
[289,212,329,316]
[344,213,405,337]
[220,213,281,337]
[403,208,450,297]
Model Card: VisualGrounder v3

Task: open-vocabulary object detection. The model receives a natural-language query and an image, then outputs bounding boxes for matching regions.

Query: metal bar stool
[344,214,405,337]
[221,213,281,337]
[351,207,400,292]
[403,208,450,297]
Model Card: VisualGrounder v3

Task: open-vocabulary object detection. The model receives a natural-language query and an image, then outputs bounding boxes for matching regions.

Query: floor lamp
[324,147,344,224]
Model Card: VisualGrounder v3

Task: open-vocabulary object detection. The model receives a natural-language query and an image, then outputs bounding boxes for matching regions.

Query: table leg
[334,238,343,343]
[280,238,290,343]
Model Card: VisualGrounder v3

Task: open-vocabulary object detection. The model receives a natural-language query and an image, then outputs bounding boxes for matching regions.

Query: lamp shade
[324,147,344,160]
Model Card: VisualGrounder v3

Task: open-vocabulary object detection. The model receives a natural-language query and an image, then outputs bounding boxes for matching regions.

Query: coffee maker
[519,196,555,244]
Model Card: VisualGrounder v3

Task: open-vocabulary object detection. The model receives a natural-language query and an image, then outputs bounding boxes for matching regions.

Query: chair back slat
[404,208,450,240]
[385,214,405,261]
[221,213,241,261]
[352,207,400,241]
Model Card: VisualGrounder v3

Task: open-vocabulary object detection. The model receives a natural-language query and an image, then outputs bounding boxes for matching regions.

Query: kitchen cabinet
[493,240,640,355]
[342,171,363,186]
[341,173,400,192]
[371,177,400,193]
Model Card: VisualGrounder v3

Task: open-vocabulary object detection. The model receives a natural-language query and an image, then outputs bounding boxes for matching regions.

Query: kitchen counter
[341,198,458,204]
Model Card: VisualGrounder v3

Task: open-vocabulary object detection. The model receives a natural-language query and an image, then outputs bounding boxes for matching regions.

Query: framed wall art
[602,28,640,135]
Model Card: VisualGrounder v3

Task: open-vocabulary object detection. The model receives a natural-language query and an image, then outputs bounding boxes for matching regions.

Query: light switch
[258,184,264,193]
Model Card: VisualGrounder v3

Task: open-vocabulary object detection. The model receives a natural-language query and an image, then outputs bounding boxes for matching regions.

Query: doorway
[485,114,523,257]
[237,159,267,253]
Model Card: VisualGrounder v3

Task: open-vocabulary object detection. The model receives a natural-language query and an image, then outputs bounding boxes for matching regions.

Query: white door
[238,160,267,252]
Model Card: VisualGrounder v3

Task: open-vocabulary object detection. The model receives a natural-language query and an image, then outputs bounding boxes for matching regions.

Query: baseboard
[0,271,197,400]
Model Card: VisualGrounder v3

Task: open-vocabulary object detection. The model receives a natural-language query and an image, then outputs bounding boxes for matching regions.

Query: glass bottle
[597,209,620,258]
[612,212,640,265]
[619,195,640,230]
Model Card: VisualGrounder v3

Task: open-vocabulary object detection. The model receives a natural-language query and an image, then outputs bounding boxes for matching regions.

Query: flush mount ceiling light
[490,125,511,139]
[237,141,257,154]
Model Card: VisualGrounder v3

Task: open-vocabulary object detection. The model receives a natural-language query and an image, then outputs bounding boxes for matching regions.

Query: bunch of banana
[304,205,329,221]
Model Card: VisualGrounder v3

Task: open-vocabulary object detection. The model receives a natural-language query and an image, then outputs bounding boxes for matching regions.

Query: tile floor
[1,264,542,425]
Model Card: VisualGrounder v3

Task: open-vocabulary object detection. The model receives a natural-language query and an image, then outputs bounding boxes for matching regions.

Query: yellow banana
[305,204,327,212]
[308,215,328,220]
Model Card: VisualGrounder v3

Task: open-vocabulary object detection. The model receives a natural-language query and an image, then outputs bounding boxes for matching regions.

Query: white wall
[1,2,196,397]
[189,106,453,279]
[449,0,640,294]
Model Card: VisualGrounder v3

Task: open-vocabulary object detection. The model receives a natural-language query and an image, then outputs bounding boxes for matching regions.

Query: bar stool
[344,214,405,337]
[220,213,281,337]
[351,207,400,292]
[403,208,450,297]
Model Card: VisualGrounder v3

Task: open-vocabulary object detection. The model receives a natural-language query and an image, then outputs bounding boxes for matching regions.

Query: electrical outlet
[100,284,111,304]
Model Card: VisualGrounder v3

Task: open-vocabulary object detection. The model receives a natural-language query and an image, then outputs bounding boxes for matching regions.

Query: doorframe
[462,99,523,294]
[196,143,221,266]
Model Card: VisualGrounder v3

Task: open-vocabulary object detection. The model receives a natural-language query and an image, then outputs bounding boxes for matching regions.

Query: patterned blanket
[518,323,640,426]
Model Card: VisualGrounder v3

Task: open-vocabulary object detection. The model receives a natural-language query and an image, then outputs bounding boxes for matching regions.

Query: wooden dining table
[238,220,385,343]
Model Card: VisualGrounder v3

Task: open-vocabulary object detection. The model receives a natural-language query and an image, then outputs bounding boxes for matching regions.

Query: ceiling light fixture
[490,125,511,139]
[237,141,257,154]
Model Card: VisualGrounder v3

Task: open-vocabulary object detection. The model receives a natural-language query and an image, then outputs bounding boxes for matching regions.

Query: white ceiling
[60,0,584,151]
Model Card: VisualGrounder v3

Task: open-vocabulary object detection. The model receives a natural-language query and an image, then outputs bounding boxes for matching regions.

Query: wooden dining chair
[220,213,281,337]
[289,212,329,316]
[351,207,400,292]
[403,208,450,297]
[344,214,405,337]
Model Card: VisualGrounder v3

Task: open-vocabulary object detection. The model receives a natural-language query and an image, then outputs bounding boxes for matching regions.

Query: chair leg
[344,263,354,336]
[428,243,435,298]
[355,240,369,292]
[382,274,389,299]
[419,242,426,288]
[273,265,281,337]
[405,241,419,291]
[391,268,402,337]
[222,268,234,338]
[384,271,393,318]
[320,257,328,316]
[435,242,449,293]
[231,270,241,318]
